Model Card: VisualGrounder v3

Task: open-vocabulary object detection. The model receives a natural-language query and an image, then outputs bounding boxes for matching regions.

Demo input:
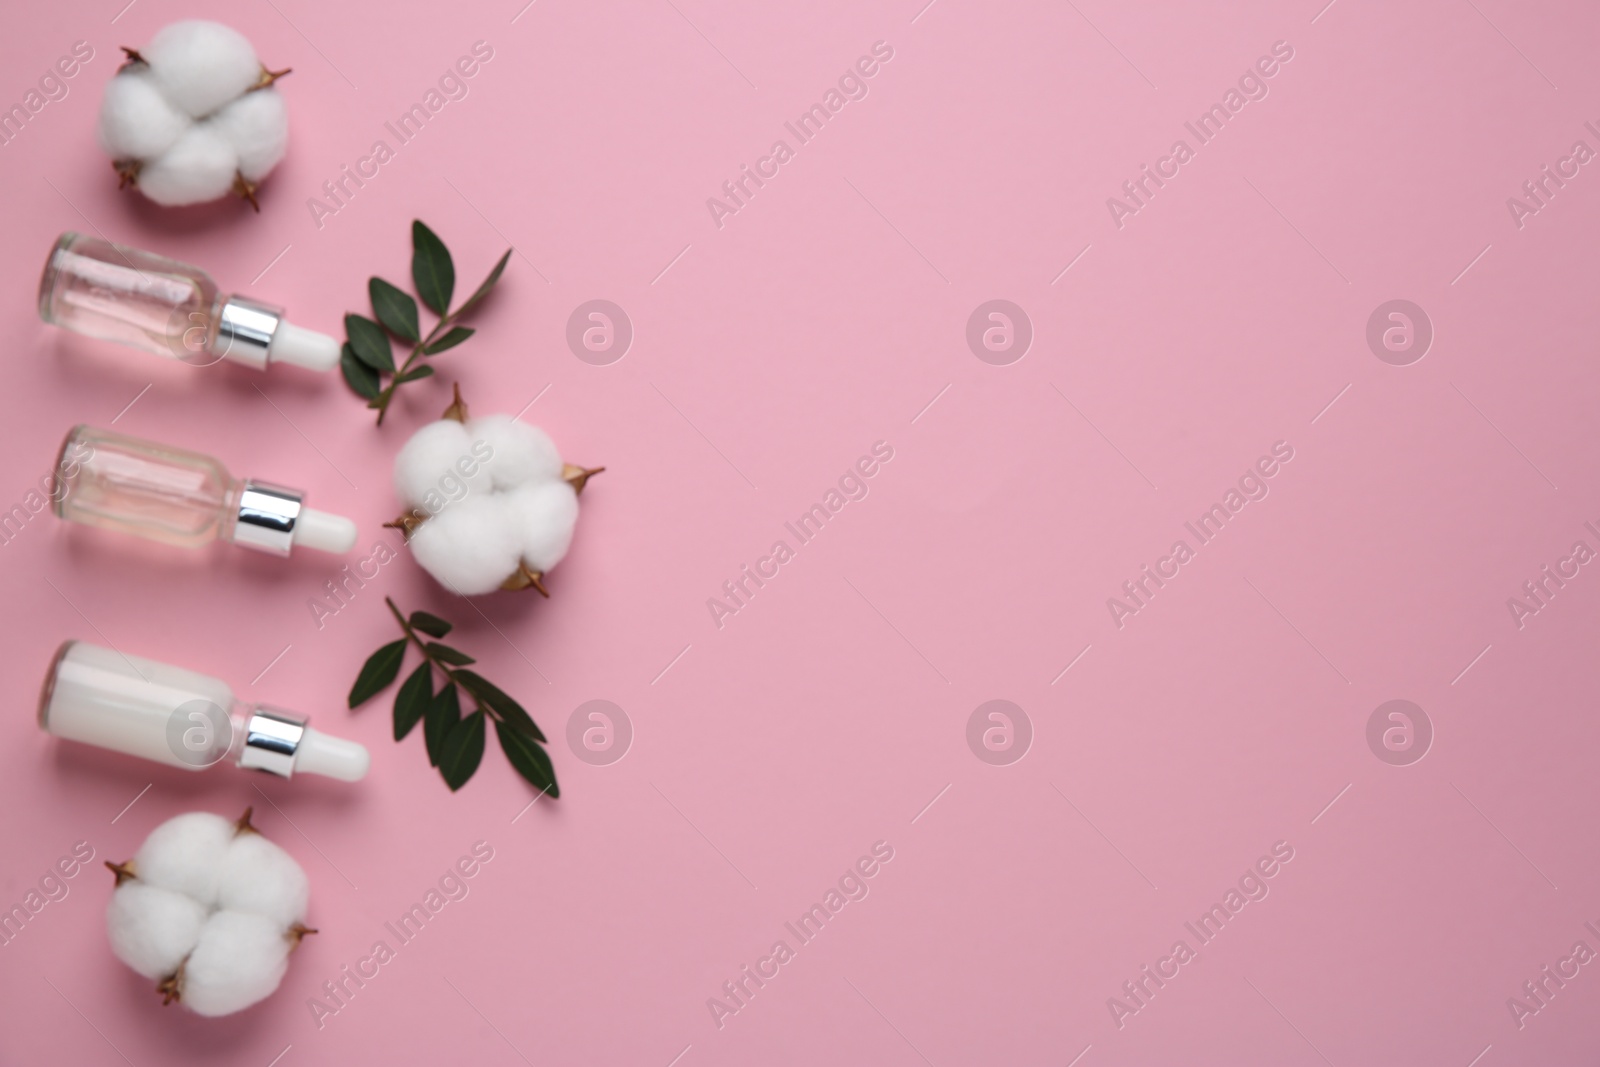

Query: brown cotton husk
[157,964,184,1006]
[384,512,429,539]
[441,382,469,423]
[232,173,261,213]
[500,562,550,597]
[252,66,292,90]
[112,159,141,190]
[561,463,605,494]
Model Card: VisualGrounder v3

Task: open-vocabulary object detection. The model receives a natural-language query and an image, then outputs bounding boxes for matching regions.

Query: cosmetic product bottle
[54,425,357,557]
[39,641,370,781]
[38,233,338,372]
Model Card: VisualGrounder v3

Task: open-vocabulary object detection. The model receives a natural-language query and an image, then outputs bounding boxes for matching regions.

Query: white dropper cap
[293,508,358,554]
[269,322,340,372]
[294,727,370,781]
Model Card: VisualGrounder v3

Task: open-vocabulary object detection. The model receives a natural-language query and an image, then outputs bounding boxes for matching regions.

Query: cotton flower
[390,385,601,596]
[97,21,291,210]
[105,809,314,1016]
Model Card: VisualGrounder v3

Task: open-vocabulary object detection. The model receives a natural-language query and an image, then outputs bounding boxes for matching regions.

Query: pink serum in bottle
[54,425,356,557]
[38,233,338,372]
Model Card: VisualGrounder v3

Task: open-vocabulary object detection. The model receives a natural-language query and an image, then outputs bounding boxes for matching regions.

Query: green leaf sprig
[348,597,559,796]
[341,220,511,426]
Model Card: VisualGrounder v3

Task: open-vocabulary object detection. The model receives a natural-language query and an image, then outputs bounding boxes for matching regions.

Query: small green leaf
[455,669,545,742]
[425,642,475,666]
[345,314,395,372]
[409,611,453,638]
[453,249,512,320]
[422,326,474,355]
[411,220,455,316]
[349,639,407,708]
[439,710,485,791]
[341,343,380,399]
[496,721,560,798]
[368,277,419,342]
[425,683,461,767]
[397,365,435,383]
[393,661,432,741]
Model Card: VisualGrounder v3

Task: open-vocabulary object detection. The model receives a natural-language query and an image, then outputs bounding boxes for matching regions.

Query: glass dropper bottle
[40,640,370,781]
[38,233,338,372]
[54,425,356,557]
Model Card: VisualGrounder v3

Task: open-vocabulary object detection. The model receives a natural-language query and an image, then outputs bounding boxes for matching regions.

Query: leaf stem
[384,596,498,723]
[374,313,456,425]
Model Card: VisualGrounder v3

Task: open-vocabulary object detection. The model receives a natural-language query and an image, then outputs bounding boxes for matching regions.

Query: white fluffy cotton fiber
[98,21,289,207]
[393,405,593,596]
[105,809,313,1016]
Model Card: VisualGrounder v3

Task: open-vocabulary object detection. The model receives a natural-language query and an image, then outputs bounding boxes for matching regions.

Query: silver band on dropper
[214,296,284,371]
[233,480,304,556]
[239,707,307,778]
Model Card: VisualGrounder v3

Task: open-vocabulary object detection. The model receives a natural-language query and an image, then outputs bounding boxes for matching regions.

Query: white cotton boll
[217,834,308,930]
[107,810,313,1016]
[180,912,290,1017]
[467,416,563,490]
[409,496,523,595]
[505,481,579,572]
[97,70,188,160]
[394,419,489,509]
[395,407,594,595]
[106,884,208,980]
[135,125,240,206]
[134,813,236,906]
[99,21,291,206]
[144,20,261,119]
[211,89,288,181]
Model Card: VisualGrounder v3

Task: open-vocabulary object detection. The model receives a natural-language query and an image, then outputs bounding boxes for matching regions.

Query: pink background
[3,0,1600,1064]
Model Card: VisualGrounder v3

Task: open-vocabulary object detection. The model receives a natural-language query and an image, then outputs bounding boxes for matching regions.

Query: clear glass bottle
[55,425,357,557]
[39,640,369,781]
[38,233,338,372]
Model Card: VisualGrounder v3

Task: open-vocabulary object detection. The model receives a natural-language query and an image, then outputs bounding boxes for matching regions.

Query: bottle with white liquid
[39,641,370,781]
[38,233,339,372]
[54,425,356,557]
